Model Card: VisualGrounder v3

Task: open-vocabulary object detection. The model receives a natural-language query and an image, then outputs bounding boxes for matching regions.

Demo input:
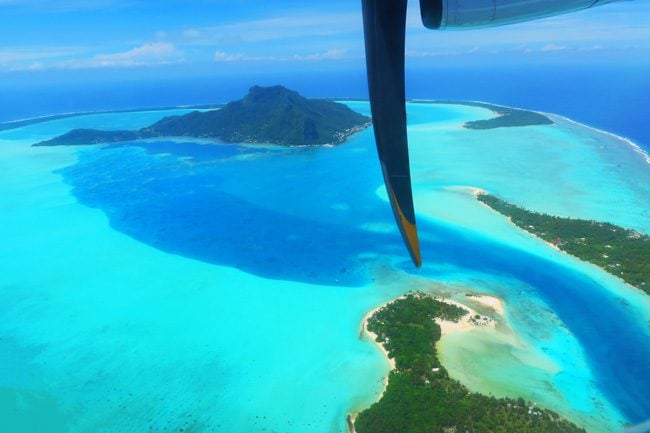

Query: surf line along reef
[349,293,586,433]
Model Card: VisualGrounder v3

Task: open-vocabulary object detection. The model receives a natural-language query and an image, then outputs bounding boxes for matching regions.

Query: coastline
[470,187,564,253]
[353,299,400,429]
[357,294,500,373]
[410,99,525,111]
[435,298,497,335]
[545,112,650,166]
[409,100,649,165]
[464,293,505,315]
[347,301,401,433]
[13,100,647,165]
[359,303,397,371]
[474,190,650,296]
[349,293,501,432]
[414,99,650,162]
[3,97,647,433]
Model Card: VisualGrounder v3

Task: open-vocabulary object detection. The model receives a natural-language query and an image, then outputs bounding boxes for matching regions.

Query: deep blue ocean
[1,63,649,151]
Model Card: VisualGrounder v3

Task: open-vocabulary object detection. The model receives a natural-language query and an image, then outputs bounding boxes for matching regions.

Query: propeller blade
[361,0,421,267]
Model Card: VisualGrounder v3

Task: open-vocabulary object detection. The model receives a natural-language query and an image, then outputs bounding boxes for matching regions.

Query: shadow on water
[59,139,649,422]
[107,140,271,161]
[61,141,405,286]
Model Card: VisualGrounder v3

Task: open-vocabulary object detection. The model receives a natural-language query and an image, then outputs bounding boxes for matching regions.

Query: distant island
[352,293,585,433]
[420,100,554,129]
[34,85,371,147]
[477,194,650,294]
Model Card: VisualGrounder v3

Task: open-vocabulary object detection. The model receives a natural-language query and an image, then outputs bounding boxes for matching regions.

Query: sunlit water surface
[1,103,649,433]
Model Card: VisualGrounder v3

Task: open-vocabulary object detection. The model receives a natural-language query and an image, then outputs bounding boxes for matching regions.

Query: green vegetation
[461,102,553,130]
[354,293,586,433]
[34,85,370,147]
[477,194,650,294]
[40,128,141,145]
[423,101,553,129]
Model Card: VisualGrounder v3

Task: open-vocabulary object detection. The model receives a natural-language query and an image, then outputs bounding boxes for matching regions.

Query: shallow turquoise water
[0,103,648,433]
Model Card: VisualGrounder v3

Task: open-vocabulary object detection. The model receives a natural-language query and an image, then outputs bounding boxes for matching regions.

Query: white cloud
[0,46,89,71]
[24,61,44,70]
[220,14,359,42]
[214,51,273,62]
[406,48,473,57]
[405,2,650,57]
[62,42,183,68]
[292,49,346,61]
[182,12,361,47]
[4,42,184,71]
[579,45,605,51]
[214,48,349,63]
[540,43,566,52]
[94,42,178,63]
[183,28,201,39]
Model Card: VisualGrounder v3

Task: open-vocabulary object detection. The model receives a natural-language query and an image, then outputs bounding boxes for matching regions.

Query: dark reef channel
[56,117,649,423]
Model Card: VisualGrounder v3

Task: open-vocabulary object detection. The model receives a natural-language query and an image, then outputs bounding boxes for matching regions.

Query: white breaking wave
[545,112,650,166]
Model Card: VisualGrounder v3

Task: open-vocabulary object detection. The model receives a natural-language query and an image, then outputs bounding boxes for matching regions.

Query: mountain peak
[35,85,370,147]
[244,85,301,104]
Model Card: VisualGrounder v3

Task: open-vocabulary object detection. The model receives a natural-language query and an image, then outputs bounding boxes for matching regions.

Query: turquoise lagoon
[0,103,649,433]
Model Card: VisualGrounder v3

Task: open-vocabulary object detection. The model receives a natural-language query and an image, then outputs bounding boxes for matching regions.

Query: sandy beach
[464,293,505,315]
[467,186,487,196]
[348,302,402,433]
[471,187,565,253]
[435,297,498,335]
[359,303,398,371]
[471,188,649,295]
[359,293,503,368]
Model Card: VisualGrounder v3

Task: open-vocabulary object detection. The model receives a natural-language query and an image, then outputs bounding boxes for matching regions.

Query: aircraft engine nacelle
[420,0,618,29]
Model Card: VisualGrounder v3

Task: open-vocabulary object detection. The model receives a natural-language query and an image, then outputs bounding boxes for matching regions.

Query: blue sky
[1,0,649,75]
